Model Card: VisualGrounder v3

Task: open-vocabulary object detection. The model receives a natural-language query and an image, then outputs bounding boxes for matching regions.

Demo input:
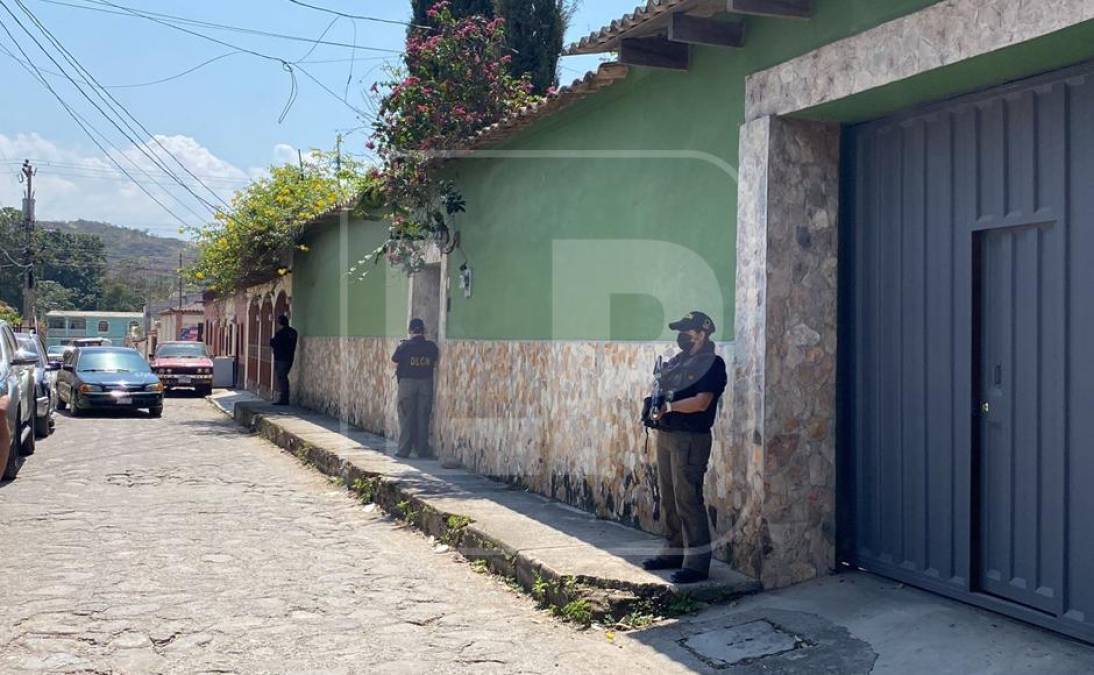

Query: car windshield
[77,351,151,373]
[156,343,207,358]
[16,336,42,357]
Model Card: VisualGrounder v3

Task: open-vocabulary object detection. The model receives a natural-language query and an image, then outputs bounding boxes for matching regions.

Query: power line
[0,161,252,187]
[4,3,224,218]
[0,36,247,89]
[14,0,232,213]
[106,51,243,89]
[0,7,196,229]
[67,0,371,121]
[284,0,426,29]
[40,0,403,53]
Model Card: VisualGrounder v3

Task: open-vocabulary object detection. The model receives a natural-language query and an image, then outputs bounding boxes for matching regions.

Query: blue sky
[0,0,638,236]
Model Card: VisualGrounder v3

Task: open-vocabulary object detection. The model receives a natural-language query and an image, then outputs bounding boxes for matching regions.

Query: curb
[217,397,758,625]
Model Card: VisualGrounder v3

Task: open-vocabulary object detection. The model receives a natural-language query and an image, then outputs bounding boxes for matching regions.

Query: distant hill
[39,219,195,276]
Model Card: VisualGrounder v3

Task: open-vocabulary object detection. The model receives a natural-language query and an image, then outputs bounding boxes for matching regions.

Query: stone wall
[745,0,1094,120]
[729,116,841,588]
[295,336,749,564]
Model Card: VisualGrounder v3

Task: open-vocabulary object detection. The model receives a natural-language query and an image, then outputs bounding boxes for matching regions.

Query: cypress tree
[409,0,496,34]
[407,0,572,95]
[494,0,570,95]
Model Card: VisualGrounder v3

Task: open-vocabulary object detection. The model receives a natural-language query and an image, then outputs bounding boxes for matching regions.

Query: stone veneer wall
[729,116,841,588]
[745,0,1094,120]
[294,335,748,564]
[294,337,401,436]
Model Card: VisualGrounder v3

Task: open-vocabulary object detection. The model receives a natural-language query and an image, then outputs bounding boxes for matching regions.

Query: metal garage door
[840,62,1094,642]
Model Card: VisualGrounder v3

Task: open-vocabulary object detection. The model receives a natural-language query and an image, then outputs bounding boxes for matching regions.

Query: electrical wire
[39,0,402,53]
[106,51,243,89]
[0,39,246,89]
[14,0,231,212]
[294,15,337,64]
[4,3,223,219]
[284,0,428,29]
[0,161,252,187]
[0,8,196,229]
[70,0,370,121]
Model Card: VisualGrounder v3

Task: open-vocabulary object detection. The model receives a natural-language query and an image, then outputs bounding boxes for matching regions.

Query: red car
[151,341,214,395]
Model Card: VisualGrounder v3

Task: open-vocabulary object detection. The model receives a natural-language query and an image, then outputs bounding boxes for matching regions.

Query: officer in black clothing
[642,311,728,584]
[270,314,298,406]
[392,318,439,458]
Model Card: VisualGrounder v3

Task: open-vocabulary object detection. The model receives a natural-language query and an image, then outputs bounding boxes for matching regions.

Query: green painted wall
[444,0,941,341]
[298,1,1092,342]
[292,217,408,339]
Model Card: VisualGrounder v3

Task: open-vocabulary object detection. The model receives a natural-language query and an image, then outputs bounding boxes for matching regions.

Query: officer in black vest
[392,318,439,459]
[642,311,727,584]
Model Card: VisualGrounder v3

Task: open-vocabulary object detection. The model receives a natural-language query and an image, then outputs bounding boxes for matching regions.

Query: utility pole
[177,250,184,310]
[19,160,36,330]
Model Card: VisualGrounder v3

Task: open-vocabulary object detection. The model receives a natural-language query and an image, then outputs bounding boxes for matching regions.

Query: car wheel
[3,413,26,480]
[149,406,163,418]
[34,412,50,439]
[20,416,35,457]
[70,396,82,417]
[56,393,67,411]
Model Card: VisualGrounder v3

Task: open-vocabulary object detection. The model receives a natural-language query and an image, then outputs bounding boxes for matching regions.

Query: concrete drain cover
[682,620,805,667]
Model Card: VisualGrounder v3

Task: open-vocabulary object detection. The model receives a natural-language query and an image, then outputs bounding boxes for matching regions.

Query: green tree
[0,207,108,311]
[0,207,26,311]
[98,276,145,312]
[37,228,106,309]
[410,0,495,34]
[409,0,572,94]
[189,149,379,292]
[0,301,19,325]
[34,280,78,319]
[495,0,572,94]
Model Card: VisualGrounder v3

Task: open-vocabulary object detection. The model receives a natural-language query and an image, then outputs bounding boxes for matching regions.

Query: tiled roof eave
[463,62,630,151]
[565,0,708,55]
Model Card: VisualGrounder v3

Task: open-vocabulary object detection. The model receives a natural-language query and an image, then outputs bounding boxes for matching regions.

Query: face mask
[676,333,695,352]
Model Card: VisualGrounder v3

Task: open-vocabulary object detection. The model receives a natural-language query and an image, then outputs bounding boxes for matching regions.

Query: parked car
[151,341,214,396]
[69,337,112,347]
[15,333,57,438]
[0,321,37,480]
[46,344,69,365]
[56,347,164,417]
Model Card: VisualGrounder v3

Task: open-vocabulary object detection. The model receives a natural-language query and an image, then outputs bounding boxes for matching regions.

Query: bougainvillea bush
[368,1,540,272]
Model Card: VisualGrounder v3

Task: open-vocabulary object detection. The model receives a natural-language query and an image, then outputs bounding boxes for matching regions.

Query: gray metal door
[841,61,1094,642]
[978,224,1066,615]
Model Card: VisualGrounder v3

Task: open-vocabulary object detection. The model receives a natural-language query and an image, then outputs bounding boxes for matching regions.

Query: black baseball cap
[408,318,426,333]
[669,311,716,334]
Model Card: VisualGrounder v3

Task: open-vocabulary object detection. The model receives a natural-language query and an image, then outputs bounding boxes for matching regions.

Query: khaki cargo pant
[654,430,713,574]
[396,377,434,458]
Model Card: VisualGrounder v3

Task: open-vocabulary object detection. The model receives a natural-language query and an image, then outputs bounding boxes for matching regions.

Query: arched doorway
[271,291,291,396]
[247,299,260,390]
[258,295,274,393]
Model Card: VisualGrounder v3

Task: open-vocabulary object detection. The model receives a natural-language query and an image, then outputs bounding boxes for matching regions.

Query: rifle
[642,355,667,429]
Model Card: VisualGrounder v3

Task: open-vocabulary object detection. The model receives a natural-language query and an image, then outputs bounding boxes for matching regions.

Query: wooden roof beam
[620,37,690,71]
[668,13,744,48]
[727,0,813,19]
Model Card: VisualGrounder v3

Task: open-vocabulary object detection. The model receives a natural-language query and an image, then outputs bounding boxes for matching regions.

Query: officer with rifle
[641,311,727,584]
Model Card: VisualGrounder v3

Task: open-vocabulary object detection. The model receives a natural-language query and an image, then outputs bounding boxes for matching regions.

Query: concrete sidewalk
[209,391,758,621]
[625,571,1094,674]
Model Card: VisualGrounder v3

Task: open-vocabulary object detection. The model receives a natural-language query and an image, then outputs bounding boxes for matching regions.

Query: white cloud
[272,142,297,166]
[0,132,255,238]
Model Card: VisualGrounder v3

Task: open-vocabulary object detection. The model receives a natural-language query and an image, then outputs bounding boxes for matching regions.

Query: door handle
[981,402,991,414]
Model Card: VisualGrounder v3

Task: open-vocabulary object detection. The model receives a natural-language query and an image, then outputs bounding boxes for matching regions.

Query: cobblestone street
[0,397,677,674]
